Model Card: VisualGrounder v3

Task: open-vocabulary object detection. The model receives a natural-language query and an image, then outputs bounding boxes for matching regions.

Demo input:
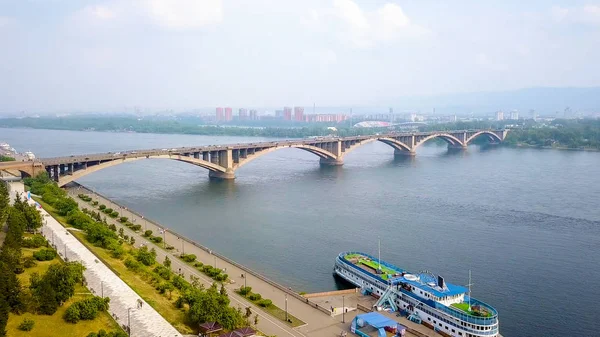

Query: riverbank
[509,143,600,152]
[68,182,361,337]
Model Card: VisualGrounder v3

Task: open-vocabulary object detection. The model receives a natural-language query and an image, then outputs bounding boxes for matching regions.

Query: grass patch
[235,290,304,328]
[71,231,193,334]
[6,246,120,337]
[357,258,397,279]
[451,302,492,317]
[35,199,193,334]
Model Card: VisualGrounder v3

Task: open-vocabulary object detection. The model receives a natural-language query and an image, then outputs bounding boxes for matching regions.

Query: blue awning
[355,312,397,329]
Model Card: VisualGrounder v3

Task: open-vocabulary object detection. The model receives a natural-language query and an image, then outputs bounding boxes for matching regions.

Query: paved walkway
[10,182,182,337]
[70,185,360,337]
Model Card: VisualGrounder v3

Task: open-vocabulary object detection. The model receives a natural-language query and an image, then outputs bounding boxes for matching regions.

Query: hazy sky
[1,0,600,112]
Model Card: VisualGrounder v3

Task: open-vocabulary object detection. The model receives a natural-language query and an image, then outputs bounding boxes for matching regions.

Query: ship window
[458,333,462,336]
[438,323,442,327]
[452,329,455,333]
[427,318,431,321]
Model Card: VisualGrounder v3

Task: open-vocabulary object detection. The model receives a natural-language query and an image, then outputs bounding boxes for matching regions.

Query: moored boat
[334,251,499,337]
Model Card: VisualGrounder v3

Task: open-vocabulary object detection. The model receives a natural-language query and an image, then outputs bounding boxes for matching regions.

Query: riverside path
[8,182,182,337]
[68,184,370,337]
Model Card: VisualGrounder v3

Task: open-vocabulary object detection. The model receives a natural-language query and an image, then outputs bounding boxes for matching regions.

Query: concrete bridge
[0,129,507,185]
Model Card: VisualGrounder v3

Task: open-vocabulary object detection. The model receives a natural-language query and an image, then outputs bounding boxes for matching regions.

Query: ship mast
[378,239,381,271]
[467,270,473,311]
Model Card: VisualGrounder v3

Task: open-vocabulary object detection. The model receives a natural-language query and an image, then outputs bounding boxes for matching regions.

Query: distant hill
[390,87,600,116]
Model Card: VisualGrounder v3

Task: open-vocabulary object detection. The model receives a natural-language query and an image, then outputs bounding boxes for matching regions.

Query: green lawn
[234,291,304,328]
[358,258,397,279]
[71,231,193,334]
[6,245,120,337]
[32,196,194,334]
[451,302,492,317]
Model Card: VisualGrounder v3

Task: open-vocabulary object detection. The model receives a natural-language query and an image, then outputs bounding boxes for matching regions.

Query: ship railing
[398,288,498,326]
[337,252,399,284]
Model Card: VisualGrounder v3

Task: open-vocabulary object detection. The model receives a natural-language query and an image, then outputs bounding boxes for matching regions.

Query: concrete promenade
[9,182,182,337]
[69,183,365,337]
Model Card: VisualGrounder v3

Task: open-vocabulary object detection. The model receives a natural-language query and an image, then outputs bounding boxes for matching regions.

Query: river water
[2,128,599,337]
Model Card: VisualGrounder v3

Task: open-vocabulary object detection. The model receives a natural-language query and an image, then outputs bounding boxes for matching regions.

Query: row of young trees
[30,173,250,332]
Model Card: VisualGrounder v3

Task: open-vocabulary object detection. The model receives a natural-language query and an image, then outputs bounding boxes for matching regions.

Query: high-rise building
[238,108,248,120]
[283,107,292,121]
[294,107,304,122]
[224,107,233,121]
[249,110,258,120]
[216,107,224,121]
[275,110,284,118]
[509,111,519,120]
[495,111,504,121]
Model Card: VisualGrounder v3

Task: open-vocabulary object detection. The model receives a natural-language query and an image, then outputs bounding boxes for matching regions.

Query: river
[2,127,599,337]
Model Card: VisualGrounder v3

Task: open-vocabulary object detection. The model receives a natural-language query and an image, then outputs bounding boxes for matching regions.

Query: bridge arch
[465,130,502,145]
[414,133,464,149]
[233,144,337,170]
[55,154,226,187]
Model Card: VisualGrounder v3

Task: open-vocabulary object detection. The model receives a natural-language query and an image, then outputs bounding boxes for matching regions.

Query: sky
[1,0,600,113]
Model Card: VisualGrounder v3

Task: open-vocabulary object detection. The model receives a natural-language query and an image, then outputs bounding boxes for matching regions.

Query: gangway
[374,286,397,312]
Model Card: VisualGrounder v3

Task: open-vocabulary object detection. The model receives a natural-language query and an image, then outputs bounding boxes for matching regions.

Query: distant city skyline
[1,1,600,112]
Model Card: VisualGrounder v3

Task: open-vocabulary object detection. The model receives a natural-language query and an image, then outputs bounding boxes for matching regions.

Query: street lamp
[127,308,133,336]
[342,295,345,323]
[244,273,247,288]
[285,294,288,322]
[101,281,104,298]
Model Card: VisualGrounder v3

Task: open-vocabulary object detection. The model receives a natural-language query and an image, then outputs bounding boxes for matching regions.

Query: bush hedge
[33,248,57,261]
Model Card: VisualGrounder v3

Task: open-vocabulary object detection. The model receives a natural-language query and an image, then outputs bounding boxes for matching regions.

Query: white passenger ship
[334,252,499,337]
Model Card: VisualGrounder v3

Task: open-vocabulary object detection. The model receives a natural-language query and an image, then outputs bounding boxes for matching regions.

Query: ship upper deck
[339,252,498,322]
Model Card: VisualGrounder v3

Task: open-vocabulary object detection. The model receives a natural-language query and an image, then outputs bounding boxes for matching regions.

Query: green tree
[0,183,9,225]
[30,262,84,315]
[136,246,156,266]
[163,255,171,268]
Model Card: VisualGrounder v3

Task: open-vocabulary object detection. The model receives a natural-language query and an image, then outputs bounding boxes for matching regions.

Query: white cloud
[305,0,428,49]
[90,6,116,20]
[550,5,600,26]
[143,0,223,30]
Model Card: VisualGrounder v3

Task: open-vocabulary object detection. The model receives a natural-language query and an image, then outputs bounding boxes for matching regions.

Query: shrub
[92,201,99,206]
[99,204,106,210]
[104,208,113,214]
[108,242,125,259]
[136,246,157,266]
[180,254,196,263]
[18,318,35,331]
[194,261,203,268]
[143,230,153,237]
[23,256,37,268]
[64,296,109,323]
[108,224,117,231]
[109,211,118,218]
[239,286,252,296]
[33,248,57,261]
[22,234,47,248]
[214,273,228,282]
[124,257,141,271]
[165,245,174,250]
[150,236,163,244]
[258,299,272,307]
[131,224,142,231]
[153,265,171,280]
[119,217,128,223]
[248,293,261,301]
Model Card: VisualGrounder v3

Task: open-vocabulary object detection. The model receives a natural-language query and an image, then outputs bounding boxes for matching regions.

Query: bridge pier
[447,144,467,151]
[394,149,416,156]
[208,171,235,180]
[319,157,344,166]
